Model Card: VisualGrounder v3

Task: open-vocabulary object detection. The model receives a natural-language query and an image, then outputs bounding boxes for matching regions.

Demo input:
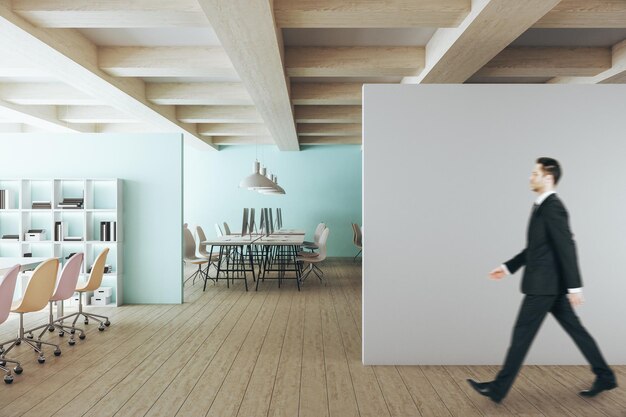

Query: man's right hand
[489,266,506,280]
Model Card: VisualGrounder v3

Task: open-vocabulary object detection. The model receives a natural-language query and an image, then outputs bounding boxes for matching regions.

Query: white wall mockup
[363,85,626,365]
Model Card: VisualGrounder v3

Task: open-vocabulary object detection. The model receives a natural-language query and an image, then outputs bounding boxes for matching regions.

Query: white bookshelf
[0,178,123,306]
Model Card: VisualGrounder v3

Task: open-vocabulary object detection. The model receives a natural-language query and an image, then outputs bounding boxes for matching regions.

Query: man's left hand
[568,293,584,307]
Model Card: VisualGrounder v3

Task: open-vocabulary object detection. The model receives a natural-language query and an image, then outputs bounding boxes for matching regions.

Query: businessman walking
[467,157,617,403]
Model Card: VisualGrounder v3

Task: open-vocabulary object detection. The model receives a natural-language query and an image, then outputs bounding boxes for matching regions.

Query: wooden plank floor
[0,259,624,417]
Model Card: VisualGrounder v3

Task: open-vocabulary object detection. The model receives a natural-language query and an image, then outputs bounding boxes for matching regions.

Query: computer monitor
[268,208,274,234]
[241,208,249,237]
[259,208,265,233]
[264,208,270,236]
[249,208,255,235]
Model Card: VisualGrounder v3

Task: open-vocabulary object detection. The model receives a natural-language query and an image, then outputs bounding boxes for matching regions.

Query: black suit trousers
[491,294,614,398]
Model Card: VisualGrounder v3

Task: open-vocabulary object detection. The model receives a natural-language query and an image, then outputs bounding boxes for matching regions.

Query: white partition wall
[362,85,626,365]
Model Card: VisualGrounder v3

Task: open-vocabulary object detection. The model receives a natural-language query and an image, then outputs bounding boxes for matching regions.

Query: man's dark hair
[536,157,561,185]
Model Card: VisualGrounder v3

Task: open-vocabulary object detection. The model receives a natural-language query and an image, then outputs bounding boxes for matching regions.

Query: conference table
[0,257,64,314]
[201,230,306,292]
[0,257,50,274]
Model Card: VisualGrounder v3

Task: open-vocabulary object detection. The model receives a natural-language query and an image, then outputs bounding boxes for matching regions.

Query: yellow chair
[65,248,111,331]
[1,258,61,363]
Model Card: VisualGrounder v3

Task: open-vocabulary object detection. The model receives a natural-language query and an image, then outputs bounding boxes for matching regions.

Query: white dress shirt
[501,191,582,294]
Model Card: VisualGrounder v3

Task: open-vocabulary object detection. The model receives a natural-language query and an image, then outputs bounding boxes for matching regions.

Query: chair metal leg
[64,293,111,333]
[0,355,22,383]
[353,249,362,263]
[1,313,61,363]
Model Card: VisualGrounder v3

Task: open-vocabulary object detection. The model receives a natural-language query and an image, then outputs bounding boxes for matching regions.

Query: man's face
[529,164,548,192]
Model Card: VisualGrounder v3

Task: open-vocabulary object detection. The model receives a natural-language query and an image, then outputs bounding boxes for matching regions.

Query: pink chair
[25,253,85,346]
[0,265,24,384]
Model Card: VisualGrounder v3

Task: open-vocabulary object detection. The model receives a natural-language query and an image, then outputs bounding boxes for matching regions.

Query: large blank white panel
[363,85,626,365]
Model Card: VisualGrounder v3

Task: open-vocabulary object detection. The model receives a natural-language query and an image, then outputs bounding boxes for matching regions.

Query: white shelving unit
[0,178,123,306]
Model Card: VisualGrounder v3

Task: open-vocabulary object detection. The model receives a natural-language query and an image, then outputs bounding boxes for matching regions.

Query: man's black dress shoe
[579,379,617,397]
[466,379,503,403]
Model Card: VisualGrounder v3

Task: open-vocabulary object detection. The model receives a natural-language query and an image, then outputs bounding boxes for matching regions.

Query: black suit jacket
[505,194,583,295]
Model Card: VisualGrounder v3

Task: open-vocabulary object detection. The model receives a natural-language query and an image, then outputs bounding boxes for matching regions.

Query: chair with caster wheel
[25,253,86,346]
[1,258,61,365]
[0,265,24,384]
[297,228,330,284]
[62,248,111,331]
[302,223,326,251]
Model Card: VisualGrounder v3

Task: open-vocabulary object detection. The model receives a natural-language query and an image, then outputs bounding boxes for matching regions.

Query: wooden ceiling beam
[0,1,214,148]
[146,83,253,106]
[0,82,100,105]
[99,46,236,78]
[298,123,361,136]
[291,83,362,105]
[197,123,269,137]
[58,105,134,123]
[0,99,92,132]
[12,0,209,28]
[549,40,626,84]
[274,0,470,28]
[176,105,262,123]
[212,136,274,145]
[299,136,361,145]
[534,0,626,29]
[95,122,158,133]
[477,47,611,77]
[196,0,299,150]
[286,46,424,77]
[295,105,361,123]
[404,0,562,83]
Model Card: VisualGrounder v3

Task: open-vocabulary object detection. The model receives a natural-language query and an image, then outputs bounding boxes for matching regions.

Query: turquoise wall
[0,133,183,304]
[184,145,362,257]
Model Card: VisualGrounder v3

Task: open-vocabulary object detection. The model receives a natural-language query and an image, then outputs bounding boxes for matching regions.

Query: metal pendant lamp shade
[259,175,286,195]
[239,161,276,190]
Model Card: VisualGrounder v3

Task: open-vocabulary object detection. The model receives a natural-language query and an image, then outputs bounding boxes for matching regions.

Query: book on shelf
[58,197,84,209]
[54,221,63,241]
[32,201,52,209]
[1,234,19,240]
[0,189,13,209]
[63,236,83,242]
[100,221,117,241]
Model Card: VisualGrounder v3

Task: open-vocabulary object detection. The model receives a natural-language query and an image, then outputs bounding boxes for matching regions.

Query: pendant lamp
[239,161,277,190]
[259,175,286,194]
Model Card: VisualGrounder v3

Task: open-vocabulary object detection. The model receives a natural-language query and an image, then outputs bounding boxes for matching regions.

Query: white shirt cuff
[568,287,583,294]
[501,264,511,275]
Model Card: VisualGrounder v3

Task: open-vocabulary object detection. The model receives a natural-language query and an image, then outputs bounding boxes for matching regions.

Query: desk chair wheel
[48,326,55,332]
[105,320,111,327]
[4,375,13,384]
[58,331,64,337]
[15,340,20,346]
[0,361,5,366]
[26,333,33,339]
[84,319,89,325]
[13,365,22,374]
[70,329,75,334]
[68,339,75,346]
[98,325,105,331]
[38,356,45,364]
[79,333,86,340]
[53,349,61,356]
